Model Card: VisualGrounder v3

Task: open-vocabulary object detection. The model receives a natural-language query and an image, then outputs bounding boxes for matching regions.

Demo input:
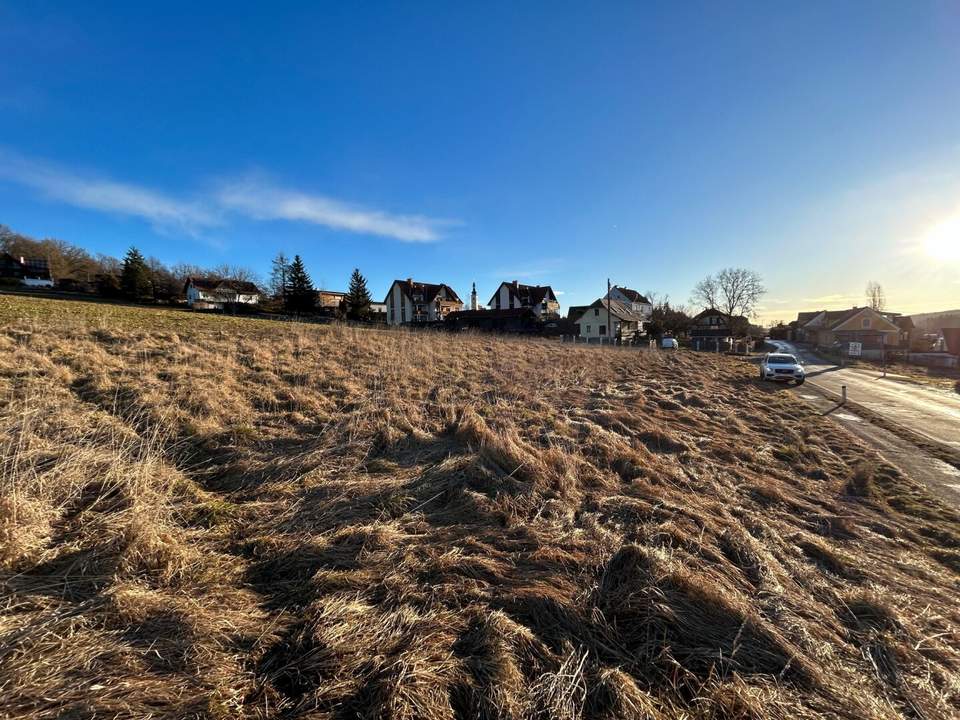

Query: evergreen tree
[120,247,152,300]
[345,268,373,321]
[285,255,315,313]
[269,252,291,301]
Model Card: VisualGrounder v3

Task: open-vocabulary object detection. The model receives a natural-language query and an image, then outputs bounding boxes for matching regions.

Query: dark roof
[613,286,650,304]
[567,305,590,322]
[582,298,646,323]
[489,281,557,307]
[447,308,536,320]
[391,279,462,304]
[796,311,820,325]
[0,253,51,279]
[692,308,730,323]
[894,316,915,331]
[186,277,262,294]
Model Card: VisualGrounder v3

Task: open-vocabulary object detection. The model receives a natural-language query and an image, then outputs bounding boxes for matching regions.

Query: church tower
[470,282,478,311]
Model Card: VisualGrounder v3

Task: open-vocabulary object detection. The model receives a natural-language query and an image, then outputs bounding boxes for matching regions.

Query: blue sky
[2,1,959,320]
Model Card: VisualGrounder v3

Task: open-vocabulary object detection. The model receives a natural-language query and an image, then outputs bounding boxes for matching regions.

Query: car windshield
[768,355,797,364]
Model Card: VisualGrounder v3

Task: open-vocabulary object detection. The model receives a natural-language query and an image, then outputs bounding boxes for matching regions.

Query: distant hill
[910,309,960,332]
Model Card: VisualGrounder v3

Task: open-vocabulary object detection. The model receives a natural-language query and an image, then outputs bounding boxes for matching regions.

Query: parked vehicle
[661,337,679,350]
[759,353,805,384]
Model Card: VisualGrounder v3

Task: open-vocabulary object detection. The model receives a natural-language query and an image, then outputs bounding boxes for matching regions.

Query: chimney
[512,280,518,288]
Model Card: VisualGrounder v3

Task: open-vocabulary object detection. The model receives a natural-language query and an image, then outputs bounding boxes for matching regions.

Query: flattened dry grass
[2,294,959,719]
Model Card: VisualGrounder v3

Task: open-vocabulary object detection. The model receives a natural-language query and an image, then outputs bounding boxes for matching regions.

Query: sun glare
[922,214,960,262]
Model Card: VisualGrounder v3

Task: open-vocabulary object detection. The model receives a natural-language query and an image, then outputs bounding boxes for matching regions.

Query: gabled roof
[186,277,262,294]
[488,281,557,307]
[692,308,730,323]
[824,308,861,329]
[612,286,650,304]
[893,316,915,331]
[389,279,462,304]
[567,305,590,323]
[691,308,751,326]
[828,307,901,332]
[796,311,820,325]
[577,298,646,324]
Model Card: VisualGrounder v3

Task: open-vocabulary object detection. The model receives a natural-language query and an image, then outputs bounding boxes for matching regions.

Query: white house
[608,286,653,321]
[487,281,561,317]
[184,278,263,309]
[384,279,463,325]
[575,298,647,341]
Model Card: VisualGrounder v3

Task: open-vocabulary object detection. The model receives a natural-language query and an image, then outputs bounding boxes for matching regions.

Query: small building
[384,278,463,325]
[689,309,749,351]
[608,286,653,320]
[370,302,387,323]
[184,277,263,309]
[488,281,560,317]
[0,253,54,287]
[445,307,540,333]
[575,298,646,342]
[316,290,346,311]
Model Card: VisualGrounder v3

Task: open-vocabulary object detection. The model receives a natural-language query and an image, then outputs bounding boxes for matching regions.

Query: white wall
[576,306,619,338]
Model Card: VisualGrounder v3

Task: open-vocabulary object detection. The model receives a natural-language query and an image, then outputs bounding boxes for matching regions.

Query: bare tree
[692,267,765,319]
[865,281,886,312]
[210,263,261,285]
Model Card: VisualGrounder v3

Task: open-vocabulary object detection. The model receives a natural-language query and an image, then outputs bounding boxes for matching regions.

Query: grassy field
[2,294,958,720]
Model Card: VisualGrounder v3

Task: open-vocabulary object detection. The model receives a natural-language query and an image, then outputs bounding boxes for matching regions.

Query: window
[586,325,591,333]
[594,308,599,316]
[862,319,870,329]
[599,325,607,336]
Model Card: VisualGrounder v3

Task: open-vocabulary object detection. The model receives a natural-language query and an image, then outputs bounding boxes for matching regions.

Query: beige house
[800,307,900,349]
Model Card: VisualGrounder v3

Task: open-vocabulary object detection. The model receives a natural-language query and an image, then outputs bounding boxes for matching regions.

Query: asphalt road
[769,340,960,453]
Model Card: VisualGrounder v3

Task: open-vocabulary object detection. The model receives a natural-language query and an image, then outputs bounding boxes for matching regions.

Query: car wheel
[795,378,805,386]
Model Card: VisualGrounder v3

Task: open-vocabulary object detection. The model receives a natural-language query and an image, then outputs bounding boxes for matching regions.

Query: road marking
[834,412,862,422]
[800,394,819,400]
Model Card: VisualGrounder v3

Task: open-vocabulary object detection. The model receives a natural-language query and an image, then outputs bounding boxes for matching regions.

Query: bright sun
[922,214,960,261]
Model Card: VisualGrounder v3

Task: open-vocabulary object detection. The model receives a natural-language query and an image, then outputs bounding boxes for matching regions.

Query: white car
[760,353,805,385]
[661,337,679,349]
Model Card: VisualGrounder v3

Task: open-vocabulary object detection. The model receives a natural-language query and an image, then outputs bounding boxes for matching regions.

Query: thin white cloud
[0,149,218,234]
[217,177,452,242]
[802,293,863,305]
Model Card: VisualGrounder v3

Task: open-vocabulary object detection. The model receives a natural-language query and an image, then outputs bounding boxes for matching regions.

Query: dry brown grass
[2,294,959,719]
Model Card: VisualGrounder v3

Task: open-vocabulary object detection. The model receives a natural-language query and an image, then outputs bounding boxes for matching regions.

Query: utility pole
[606,278,612,346]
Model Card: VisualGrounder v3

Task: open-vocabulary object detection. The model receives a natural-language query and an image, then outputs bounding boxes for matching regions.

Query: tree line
[269,252,372,320]
[1,224,374,318]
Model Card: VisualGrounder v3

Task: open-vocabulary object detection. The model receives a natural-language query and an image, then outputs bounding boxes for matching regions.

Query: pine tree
[345,268,372,321]
[269,252,291,301]
[120,247,152,301]
[285,255,315,313]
